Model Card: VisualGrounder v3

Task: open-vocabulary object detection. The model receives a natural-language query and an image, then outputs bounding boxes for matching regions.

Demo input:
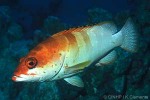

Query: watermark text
[103,95,149,100]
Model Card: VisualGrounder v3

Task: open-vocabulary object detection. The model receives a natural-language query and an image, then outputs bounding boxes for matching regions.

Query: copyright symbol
[103,95,107,99]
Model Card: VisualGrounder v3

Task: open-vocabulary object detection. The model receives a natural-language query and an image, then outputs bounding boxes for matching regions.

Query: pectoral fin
[64,76,84,87]
[96,50,117,66]
[65,61,91,74]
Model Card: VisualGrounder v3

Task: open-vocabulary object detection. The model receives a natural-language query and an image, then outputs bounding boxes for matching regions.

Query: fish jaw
[12,61,65,82]
[12,64,39,82]
[12,74,40,82]
[12,74,28,82]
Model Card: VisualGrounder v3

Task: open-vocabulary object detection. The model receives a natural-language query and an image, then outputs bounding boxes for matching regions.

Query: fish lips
[12,74,30,82]
[12,75,23,82]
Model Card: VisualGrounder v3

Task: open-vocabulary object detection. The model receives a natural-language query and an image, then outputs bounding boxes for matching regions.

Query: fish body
[12,18,138,87]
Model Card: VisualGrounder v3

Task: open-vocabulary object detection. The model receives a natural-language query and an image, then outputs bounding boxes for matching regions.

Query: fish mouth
[12,75,26,82]
[12,75,21,81]
[12,74,39,82]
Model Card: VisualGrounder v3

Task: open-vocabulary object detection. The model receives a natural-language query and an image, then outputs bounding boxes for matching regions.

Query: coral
[11,82,60,100]
[32,16,68,44]
[43,16,68,35]
[0,6,11,23]
[7,23,23,41]
[112,76,126,94]
[87,8,113,23]
[0,90,7,100]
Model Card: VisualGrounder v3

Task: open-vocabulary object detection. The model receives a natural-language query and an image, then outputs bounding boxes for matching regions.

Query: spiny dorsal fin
[54,21,117,36]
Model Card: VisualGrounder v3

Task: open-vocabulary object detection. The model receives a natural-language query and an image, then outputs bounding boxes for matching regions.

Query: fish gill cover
[0,0,149,100]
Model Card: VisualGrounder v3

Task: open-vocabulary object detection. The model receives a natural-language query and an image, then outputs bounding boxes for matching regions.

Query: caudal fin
[120,18,138,52]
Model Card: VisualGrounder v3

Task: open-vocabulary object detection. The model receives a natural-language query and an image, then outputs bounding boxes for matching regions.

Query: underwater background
[0,0,149,100]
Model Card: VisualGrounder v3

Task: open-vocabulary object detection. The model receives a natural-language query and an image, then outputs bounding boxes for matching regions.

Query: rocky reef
[0,0,149,100]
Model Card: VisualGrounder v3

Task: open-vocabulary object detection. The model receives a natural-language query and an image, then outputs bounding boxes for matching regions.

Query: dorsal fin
[88,22,117,38]
[54,26,90,36]
[96,21,118,35]
[53,21,117,37]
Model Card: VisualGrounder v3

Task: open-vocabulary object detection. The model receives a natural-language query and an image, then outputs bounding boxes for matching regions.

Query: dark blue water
[1,0,136,33]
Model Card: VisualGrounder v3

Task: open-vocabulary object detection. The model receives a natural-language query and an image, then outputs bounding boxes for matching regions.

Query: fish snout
[12,76,16,81]
[12,73,21,81]
[12,75,18,81]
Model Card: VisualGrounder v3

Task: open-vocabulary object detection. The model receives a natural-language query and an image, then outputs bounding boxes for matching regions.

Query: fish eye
[25,57,37,69]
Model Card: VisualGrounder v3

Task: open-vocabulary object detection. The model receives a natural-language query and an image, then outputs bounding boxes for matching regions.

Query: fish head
[12,56,39,82]
[12,43,65,82]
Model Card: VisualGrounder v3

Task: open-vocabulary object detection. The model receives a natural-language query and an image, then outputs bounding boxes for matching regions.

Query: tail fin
[120,18,138,52]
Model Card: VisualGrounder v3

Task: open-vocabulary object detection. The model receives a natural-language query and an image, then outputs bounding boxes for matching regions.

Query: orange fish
[12,18,138,87]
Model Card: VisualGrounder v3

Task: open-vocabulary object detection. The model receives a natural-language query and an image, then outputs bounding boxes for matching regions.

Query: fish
[12,18,138,87]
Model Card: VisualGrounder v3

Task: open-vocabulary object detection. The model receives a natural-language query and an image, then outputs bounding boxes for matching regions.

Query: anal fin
[64,76,84,87]
[95,50,117,66]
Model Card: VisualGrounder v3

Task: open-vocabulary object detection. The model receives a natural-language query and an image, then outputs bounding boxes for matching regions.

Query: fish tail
[113,18,138,52]
[120,18,138,52]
